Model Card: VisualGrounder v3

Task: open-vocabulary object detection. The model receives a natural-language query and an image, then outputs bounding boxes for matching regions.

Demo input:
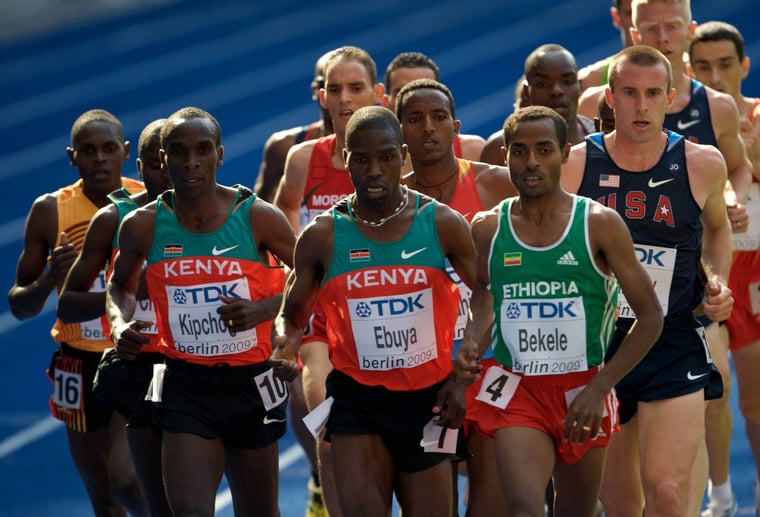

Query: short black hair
[345,106,403,149]
[70,109,123,146]
[503,106,568,149]
[689,21,744,62]
[161,107,221,146]
[138,119,166,158]
[384,52,440,91]
[524,44,576,80]
[608,45,672,92]
[324,46,378,86]
[395,78,456,120]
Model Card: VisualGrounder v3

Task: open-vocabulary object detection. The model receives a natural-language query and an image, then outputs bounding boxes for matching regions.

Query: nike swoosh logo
[212,244,239,256]
[263,416,287,425]
[401,247,427,259]
[686,371,708,381]
[677,119,700,131]
[648,178,675,188]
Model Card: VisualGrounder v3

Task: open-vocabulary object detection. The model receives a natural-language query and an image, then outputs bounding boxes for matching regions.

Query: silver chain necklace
[351,187,409,228]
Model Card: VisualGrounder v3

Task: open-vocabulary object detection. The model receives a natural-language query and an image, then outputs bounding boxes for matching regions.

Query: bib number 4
[475,365,521,409]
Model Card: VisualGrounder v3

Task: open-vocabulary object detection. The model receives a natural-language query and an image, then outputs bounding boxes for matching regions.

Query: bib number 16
[54,370,82,410]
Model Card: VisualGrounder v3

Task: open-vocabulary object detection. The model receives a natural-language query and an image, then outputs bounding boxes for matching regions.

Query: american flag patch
[163,244,183,257]
[503,252,522,267]
[599,174,620,188]
[350,249,370,262]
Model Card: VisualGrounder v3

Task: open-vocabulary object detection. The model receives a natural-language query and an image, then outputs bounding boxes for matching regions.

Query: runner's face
[632,1,693,63]
[160,118,222,197]
[320,59,381,135]
[607,61,673,143]
[689,39,747,97]
[506,118,566,199]
[399,88,459,166]
[137,137,172,198]
[68,121,129,194]
[345,126,406,207]
[526,52,581,121]
[611,0,634,48]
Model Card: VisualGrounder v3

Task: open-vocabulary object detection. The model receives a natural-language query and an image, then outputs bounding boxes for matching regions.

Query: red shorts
[726,250,760,351]
[463,357,498,436]
[301,299,328,346]
[476,366,618,465]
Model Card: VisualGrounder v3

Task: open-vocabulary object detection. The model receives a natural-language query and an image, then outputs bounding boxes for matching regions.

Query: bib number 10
[255,369,289,411]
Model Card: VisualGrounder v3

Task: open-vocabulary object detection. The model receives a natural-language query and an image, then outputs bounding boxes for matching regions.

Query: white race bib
[80,270,108,340]
[617,244,676,318]
[446,259,471,342]
[348,288,438,371]
[166,279,258,357]
[134,298,158,335]
[499,296,588,375]
[733,183,760,251]
[750,280,760,315]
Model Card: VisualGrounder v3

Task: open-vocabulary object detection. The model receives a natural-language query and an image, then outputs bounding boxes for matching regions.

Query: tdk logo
[172,284,242,304]
[355,301,372,318]
[635,247,666,267]
[506,300,577,319]
[363,294,425,317]
[173,289,187,304]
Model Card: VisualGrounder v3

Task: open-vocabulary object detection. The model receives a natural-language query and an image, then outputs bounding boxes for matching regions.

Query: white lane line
[0,0,487,183]
[0,297,56,335]
[0,415,62,459]
[0,0,409,133]
[0,412,305,514]
[2,2,251,85]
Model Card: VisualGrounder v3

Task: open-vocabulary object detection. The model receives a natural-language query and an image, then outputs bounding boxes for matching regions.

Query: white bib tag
[564,385,608,417]
[303,396,334,439]
[420,417,459,453]
[254,368,289,411]
[145,363,167,403]
[749,280,760,315]
[53,369,82,410]
[475,365,521,409]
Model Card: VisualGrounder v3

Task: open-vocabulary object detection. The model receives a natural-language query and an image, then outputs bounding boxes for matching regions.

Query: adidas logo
[556,251,578,266]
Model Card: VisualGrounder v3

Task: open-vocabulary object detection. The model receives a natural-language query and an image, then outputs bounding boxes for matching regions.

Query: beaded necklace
[351,187,409,228]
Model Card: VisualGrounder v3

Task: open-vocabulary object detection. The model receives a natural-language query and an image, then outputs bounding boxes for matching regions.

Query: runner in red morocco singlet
[396,77,517,516]
[273,45,386,517]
